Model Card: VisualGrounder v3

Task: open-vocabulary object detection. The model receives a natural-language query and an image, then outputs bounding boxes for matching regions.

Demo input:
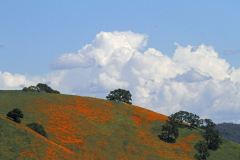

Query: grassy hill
[0,91,239,160]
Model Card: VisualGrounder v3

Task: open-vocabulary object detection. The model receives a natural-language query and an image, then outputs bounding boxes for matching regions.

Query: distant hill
[217,123,240,143]
[0,90,240,160]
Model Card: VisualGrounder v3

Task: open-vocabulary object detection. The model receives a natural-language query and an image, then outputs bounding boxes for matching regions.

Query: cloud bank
[1,31,240,123]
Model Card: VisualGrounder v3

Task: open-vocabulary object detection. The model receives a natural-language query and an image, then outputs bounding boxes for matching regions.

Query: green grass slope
[0,115,77,160]
[0,90,239,160]
[209,140,240,160]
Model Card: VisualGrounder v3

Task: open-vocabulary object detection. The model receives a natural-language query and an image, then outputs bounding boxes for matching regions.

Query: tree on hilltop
[170,111,200,129]
[23,83,60,94]
[200,119,216,129]
[106,89,132,104]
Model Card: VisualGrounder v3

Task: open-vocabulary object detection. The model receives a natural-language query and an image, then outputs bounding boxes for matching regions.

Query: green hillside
[0,90,239,160]
[0,115,77,160]
[208,140,240,160]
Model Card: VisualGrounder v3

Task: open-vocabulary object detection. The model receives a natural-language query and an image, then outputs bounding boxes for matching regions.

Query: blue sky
[1,1,240,122]
[0,0,240,74]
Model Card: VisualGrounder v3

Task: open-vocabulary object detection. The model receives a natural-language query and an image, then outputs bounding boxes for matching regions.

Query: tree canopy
[203,127,222,150]
[6,108,24,123]
[23,83,60,94]
[159,120,179,143]
[170,111,200,128]
[200,119,216,129]
[194,141,209,160]
[106,89,132,104]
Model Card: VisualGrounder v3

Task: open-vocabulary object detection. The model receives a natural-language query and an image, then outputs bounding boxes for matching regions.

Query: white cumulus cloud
[0,72,30,89]
[1,31,240,123]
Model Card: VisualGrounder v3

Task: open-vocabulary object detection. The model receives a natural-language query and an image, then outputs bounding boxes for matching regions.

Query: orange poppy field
[0,91,239,160]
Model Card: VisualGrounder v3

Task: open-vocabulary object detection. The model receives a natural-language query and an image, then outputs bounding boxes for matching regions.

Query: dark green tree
[106,89,132,104]
[36,83,60,94]
[23,83,60,94]
[203,127,222,150]
[22,86,40,92]
[159,120,179,143]
[170,111,200,129]
[188,113,201,128]
[201,119,216,129]
[6,108,24,123]
[194,141,209,160]
[27,123,48,138]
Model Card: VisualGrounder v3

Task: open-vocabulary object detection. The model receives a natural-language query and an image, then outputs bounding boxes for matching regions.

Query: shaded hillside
[0,90,239,160]
[217,123,240,143]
